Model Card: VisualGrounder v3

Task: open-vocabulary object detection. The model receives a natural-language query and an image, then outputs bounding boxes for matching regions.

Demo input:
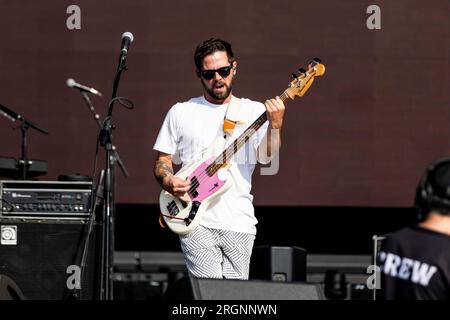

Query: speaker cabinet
[165,276,324,300]
[250,246,307,282]
[0,274,25,299]
[0,218,101,300]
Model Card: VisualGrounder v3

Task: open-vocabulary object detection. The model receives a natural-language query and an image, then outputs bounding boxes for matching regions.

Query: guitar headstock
[283,57,325,101]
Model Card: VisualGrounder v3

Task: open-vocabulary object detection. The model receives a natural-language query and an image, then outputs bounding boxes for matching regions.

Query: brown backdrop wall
[0,0,449,206]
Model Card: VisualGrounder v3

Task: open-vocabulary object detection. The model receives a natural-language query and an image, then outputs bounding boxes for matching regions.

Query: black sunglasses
[199,65,234,80]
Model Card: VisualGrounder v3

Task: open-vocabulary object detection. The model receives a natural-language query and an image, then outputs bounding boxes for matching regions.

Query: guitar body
[159,138,232,235]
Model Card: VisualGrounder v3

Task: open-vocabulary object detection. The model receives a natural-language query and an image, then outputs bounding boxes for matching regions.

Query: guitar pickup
[184,201,201,226]
[189,176,199,199]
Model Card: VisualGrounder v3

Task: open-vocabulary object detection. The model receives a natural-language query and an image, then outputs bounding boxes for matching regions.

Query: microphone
[121,32,134,55]
[66,78,102,97]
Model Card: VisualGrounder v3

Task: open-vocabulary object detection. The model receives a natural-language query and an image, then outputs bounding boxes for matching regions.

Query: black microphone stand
[81,92,129,178]
[19,121,30,180]
[16,115,49,180]
[98,49,129,300]
[1,104,48,180]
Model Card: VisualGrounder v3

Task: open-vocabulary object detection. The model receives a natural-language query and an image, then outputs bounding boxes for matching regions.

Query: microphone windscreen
[66,78,76,88]
[122,32,134,43]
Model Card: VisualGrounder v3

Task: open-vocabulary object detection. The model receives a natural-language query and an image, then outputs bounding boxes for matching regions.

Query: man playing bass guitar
[153,38,285,280]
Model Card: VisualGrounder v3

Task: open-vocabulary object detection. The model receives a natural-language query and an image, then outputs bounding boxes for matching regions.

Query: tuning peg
[298,68,306,74]
[292,73,298,79]
[310,57,322,66]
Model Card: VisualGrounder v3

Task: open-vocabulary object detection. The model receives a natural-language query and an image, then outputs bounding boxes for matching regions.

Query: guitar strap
[223,96,244,141]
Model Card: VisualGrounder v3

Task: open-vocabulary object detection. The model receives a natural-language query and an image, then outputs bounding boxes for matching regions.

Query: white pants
[179,226,255,280]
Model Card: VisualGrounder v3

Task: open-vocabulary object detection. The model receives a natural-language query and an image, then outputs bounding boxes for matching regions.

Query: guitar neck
[206,93,290,175]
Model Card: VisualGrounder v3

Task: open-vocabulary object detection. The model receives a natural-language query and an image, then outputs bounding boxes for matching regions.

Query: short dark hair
[415,158,450,219]
[194,38,234,70]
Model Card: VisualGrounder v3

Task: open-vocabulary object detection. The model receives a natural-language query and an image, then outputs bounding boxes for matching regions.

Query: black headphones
[414,158,450,221]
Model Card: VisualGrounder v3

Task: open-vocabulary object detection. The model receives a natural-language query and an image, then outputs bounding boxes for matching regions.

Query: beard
[202,79,233,102]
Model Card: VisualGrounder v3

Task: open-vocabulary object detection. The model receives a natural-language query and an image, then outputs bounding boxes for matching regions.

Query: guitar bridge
[184,201,201,226]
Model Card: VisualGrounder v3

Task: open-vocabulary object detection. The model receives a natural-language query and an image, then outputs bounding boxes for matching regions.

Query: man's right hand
[162,175,191,202]
[155,151,191,203]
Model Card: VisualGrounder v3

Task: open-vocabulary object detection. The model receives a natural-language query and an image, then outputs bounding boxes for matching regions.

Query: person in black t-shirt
[378,158,450,300]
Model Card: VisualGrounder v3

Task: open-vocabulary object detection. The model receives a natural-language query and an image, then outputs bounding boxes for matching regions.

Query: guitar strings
[186,113,269,195]
[200,89,294,179]
[185,91,291,196]
[185,106,273,195]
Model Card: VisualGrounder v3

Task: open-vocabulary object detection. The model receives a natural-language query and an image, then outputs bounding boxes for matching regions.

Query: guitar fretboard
[206,93,290,175]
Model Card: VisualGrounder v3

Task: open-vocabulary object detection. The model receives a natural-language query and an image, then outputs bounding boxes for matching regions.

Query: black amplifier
[0,180,93,218]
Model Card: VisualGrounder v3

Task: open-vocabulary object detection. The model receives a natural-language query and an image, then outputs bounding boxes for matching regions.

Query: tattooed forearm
[154,159,174,187]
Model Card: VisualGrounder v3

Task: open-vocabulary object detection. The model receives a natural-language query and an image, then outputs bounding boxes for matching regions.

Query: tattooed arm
[154,152,190,200]
[154,152,174,188]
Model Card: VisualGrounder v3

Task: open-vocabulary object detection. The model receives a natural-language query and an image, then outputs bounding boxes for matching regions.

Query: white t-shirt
[153,95,269,235]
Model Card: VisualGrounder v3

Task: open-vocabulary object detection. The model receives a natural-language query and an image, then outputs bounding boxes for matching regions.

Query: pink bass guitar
[159,59,325,235]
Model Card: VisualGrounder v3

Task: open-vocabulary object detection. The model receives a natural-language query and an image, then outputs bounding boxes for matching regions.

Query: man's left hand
[265,96,285,129]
